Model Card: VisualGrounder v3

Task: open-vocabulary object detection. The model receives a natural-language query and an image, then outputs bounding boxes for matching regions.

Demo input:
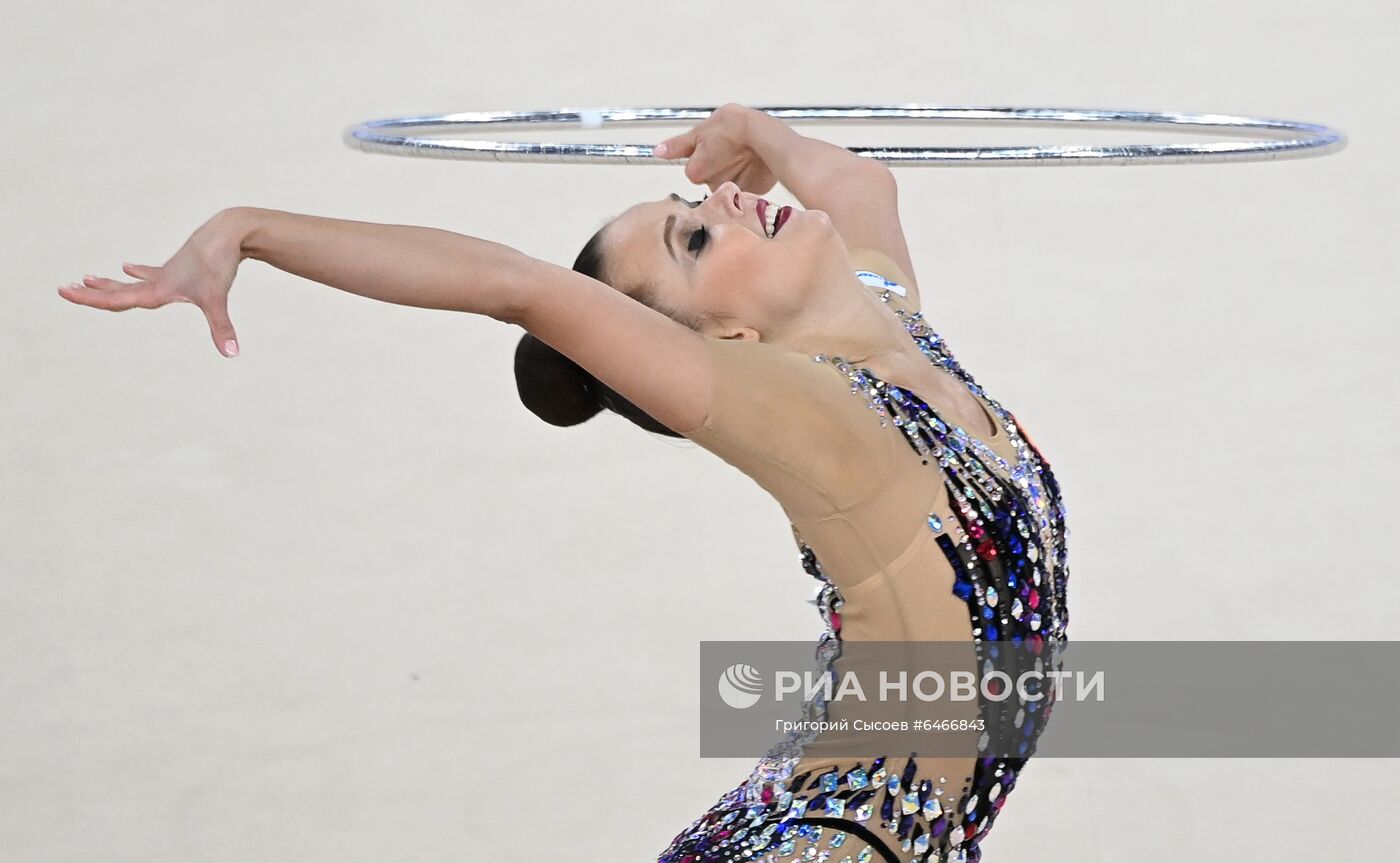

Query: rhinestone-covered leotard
[665,249,1070,863]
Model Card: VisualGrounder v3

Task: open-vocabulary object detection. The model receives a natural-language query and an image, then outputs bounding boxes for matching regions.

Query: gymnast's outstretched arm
[56,206,716,434]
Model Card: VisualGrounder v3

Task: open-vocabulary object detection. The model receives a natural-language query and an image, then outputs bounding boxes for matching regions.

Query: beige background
[4,1,1397,860]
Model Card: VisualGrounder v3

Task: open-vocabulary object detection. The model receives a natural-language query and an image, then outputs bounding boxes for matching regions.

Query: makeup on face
[662,192,795,266]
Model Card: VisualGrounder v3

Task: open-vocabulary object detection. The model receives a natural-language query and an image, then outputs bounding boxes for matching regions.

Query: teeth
[764,204,779,238]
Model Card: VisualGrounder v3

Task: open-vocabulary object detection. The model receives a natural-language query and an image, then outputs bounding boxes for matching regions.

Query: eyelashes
[687,225,709,255]
[687,194,710,256]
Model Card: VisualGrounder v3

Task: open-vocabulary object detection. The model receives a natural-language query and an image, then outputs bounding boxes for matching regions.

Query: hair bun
[513,332,604,427]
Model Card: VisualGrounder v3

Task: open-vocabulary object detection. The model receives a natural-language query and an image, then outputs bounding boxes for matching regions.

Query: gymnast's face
[600,181,846,339]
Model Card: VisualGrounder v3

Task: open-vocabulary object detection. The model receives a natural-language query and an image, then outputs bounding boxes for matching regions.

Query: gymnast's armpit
[680,336,900,519]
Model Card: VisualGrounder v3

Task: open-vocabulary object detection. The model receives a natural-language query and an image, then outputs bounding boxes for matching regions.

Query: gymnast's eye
[687,225,709,256]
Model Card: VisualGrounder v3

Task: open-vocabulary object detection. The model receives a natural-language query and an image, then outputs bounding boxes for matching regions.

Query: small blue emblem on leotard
[854,270,907,296]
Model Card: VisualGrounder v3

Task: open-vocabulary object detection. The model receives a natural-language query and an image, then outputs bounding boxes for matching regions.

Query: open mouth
[759,200,794,238]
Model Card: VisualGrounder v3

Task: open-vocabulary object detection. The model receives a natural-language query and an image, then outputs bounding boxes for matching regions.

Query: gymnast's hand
[653,103,779,196]
[57,211,245,358]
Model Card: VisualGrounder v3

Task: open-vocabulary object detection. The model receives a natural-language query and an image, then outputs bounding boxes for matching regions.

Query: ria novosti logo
[717,663,764,709]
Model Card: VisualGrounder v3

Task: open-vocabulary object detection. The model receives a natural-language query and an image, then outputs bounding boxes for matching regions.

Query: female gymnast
[58,102,1069,863]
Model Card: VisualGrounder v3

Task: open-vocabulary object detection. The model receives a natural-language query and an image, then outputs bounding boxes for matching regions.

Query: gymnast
[59,102,1069,863]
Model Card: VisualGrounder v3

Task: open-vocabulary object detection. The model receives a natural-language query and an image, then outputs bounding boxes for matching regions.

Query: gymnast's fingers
[57,277,163,312]
[653,128,697,160]
[701,153,746,193]
[198,296,240,358]
[683,142,715,188]
[84,273,183,304]
[736,162,778,196]
[122,262,162,281]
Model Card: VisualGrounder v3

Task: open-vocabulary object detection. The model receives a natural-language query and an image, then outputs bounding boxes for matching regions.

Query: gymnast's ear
[716,326,760,342]
[513,331,604,427]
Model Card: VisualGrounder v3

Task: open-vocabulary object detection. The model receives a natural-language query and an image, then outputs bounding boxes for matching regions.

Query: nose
[704,181,758,227]
[705,179,739,210]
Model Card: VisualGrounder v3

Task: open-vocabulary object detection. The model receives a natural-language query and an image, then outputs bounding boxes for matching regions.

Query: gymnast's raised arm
[55,206,715,434]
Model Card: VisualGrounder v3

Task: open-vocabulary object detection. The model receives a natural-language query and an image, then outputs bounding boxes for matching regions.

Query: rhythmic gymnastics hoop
[341,104,1346,168]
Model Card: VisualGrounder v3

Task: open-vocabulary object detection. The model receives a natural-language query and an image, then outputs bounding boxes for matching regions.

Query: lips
[774,206,792,235]
[756,199,793,238]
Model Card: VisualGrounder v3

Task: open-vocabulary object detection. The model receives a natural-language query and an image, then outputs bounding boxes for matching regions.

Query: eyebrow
[663,193,682,262]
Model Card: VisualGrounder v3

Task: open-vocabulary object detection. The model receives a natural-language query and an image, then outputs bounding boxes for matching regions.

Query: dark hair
[513,222,700,437]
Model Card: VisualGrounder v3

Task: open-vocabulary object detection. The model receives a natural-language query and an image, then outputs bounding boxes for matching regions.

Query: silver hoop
[342,104,1346,168]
